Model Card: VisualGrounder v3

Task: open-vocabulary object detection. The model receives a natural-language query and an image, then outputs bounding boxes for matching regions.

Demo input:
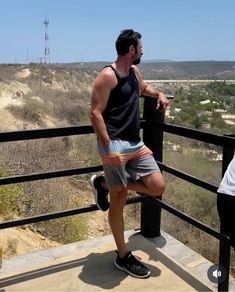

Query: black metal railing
[0,96,234,291]
[142,96,235,292]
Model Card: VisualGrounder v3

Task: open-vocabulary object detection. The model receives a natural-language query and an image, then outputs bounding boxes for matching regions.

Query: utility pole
[43,17,50,64]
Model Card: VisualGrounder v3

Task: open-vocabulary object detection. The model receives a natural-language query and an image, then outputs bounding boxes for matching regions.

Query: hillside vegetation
[166,81,235,133]
[0,64,95,131]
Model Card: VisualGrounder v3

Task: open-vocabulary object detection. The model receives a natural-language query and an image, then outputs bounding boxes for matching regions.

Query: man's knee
[157,179,165,195]
[150,178,165,196]
[109,184,127,195]
[142,173,165,196]
[109,185,127,206]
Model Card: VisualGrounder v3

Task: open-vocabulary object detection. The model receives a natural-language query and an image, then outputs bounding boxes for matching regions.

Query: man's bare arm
[89,69,116,151]
[132,65,169,111]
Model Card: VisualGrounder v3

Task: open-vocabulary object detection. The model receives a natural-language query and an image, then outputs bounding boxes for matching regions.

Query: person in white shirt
[217,152,235,249]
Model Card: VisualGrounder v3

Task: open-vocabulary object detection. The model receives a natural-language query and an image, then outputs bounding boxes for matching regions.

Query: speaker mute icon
[208,264,227,284]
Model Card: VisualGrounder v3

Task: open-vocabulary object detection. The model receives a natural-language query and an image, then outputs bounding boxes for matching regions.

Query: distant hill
[60,61,235,80]
[142,59,173,63]
[138,61,235,80]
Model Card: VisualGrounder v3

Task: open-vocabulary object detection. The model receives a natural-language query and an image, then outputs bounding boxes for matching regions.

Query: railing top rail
[0,122,234,148]
[141,120,235,148]
[0,125,93,143]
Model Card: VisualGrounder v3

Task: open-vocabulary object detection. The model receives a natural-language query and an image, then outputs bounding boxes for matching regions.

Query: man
[217,152,235,249]
[89,29,169,278]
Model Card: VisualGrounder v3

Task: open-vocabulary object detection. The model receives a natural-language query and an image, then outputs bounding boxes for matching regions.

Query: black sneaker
[90,174,109,211]
[114,251,151,278]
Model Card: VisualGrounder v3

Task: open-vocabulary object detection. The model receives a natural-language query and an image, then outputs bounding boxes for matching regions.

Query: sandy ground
[0,80,30,129]
[0,227,61,259]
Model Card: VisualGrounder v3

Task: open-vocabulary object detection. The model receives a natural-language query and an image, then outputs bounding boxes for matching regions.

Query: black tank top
[102,65,140,142]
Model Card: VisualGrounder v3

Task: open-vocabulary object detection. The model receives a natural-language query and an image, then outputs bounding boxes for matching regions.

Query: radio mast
[43,17,50,64]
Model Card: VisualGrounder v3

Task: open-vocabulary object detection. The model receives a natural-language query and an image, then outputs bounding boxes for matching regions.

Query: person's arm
[132,65,169,111]
[89,68,116,152]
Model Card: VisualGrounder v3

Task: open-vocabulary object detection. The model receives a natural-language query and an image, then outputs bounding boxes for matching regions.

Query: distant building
[174,107,182,113]
[214,109,227,113]
[200,99,210,105]
[199,99,219,105]
[222,114,235,120]
[201,123,211,129]
[224,120,235,125]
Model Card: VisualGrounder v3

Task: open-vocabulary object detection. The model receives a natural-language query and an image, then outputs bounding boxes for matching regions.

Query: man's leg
[108,171,164,258]
[108,185,151,278]
[127,171,165,197]
[91,141,157,278]
[108,185,128,258]
[90,172,155,278]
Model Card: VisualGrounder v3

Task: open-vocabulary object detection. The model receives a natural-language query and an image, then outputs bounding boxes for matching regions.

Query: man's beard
[132,57,141,65]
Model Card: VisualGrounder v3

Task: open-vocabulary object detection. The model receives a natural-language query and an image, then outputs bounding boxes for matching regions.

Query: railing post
[140,96,164,238]
[218,134,234,292]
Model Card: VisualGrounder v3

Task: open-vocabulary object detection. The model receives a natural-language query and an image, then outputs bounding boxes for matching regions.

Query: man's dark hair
[115,29,142,55]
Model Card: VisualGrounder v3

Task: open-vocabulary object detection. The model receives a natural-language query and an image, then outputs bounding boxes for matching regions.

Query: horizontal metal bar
[0,192,219,241]
[0,205,98,229]
[153,197,221,239]
[140,94,174,99]
[0,125,94,143]
[158,162,218,193]
[0,121,234,149]
[0,165,103,185]
[142,120,235,148]
[0,161,218,196]
[0,196,145,229]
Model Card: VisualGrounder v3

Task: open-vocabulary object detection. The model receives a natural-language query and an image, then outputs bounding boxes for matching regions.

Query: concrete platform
[0,230,234,291]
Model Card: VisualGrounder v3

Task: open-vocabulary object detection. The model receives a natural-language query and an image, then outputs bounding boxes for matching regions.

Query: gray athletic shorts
[97,139,160,188]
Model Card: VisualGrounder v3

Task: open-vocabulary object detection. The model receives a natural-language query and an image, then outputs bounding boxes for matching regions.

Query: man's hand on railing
[156,93,171,112]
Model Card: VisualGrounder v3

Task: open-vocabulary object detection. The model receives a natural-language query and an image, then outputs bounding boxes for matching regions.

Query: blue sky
[1,0,235,63]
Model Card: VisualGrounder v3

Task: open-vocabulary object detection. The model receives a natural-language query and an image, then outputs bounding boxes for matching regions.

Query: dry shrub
[7,99,47,126]
[36,215,87,244]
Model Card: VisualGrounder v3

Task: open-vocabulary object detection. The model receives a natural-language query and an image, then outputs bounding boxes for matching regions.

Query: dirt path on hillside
[0,227,61,259]
[0,80,31,110]
[0,95,23,110]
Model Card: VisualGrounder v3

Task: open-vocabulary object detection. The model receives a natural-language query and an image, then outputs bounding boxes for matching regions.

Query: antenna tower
[43,17,50,64]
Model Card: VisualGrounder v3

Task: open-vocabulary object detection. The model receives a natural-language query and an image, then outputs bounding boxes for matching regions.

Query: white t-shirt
[218,153,235,197]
